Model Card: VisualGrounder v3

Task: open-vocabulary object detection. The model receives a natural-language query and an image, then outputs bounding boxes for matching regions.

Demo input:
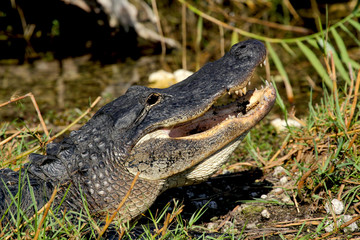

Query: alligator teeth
[226,115,236,121]
[242,87,247,95]
[248,81,251,86]
[235,90,239,95]
[246,89,263,111]
[263,59,267,66]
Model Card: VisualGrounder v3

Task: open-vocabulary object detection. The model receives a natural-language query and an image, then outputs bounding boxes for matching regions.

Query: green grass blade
[353,0,360,13]
[331,28,360,69]
[231,30,239,46]
[314,37,351,84]
[339,23,360,46]
[348,18,360,31]
[280,42,296,57]
[271,79,288,120]
[195,16,203,70]
[266,42,293,100]
[297,40,333,89]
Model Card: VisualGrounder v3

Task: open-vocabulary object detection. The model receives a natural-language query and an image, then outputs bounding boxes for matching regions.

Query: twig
[0,93,49,138]
[181,2,187,70]
[283,0,302,22]
[33,187,58,240]
[96,172,140,240]
[292,191,300,213]
[267,134,291,163]
[28,93,49,138]
[157,205,184,236]
[342,179,360,185]
[0,127,25,146]
[265,55,271,85]
[161,213,171,237]
[151,0,166,67]
[1,96,101,168]
[219,25,224,56]
[263,148,298,170]
[337,184,345,200]
[340,215,360,230]
[273,220,321,227]
[347,69,360,129]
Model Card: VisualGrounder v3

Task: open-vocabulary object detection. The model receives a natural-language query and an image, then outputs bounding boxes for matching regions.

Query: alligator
[0,39,276,224]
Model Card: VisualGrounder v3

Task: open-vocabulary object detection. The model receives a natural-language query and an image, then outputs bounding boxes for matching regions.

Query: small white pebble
[260,194,267,199]
[261,209,271,219]
[282,196,293,204]
[325,199,344,215]
[148,70,174,82]
[279,176,288,185]
[271,118,302,132]
[173,69,193,83]
[325,220,334,233]
[273,188,284,194]
[342,215,358,233]
[324,215,358,233]
[148,70,176,88]
[207,222,217,230]
[246,222,257,229]
[273,166,286,177]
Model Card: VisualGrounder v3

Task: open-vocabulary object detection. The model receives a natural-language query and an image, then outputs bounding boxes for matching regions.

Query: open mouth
[168,81,273,138]
[136,79,275,144]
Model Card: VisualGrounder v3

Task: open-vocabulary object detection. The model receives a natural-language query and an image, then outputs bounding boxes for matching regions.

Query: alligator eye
[146,93,161,106]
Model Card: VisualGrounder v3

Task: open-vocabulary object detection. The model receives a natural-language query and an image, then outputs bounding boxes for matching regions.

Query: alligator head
[1,39,276,222]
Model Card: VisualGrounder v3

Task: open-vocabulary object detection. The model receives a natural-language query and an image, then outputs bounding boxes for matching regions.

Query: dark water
[0,55,168,121]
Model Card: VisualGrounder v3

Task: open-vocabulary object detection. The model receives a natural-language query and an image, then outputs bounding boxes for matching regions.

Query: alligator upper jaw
[127,83,276,180]
[138,82,274,141]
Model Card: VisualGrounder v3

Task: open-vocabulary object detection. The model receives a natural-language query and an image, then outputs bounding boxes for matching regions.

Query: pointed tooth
[235,90,239,95]
[266,80,269,86]
[263,59,266,66]
[248,81,251,86]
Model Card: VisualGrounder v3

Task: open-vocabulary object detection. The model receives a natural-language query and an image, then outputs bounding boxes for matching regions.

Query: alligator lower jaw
[136,83,276,144]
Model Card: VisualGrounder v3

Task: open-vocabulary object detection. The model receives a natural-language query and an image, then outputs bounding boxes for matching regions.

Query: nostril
[239,45,246,49]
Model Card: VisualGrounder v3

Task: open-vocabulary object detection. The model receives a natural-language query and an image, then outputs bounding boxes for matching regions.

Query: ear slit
[146,93,161,106]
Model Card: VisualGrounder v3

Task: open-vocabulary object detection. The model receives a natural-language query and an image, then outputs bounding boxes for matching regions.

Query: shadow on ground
[147,168,272,223]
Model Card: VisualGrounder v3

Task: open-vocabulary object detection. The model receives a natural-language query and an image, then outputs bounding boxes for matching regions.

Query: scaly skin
[0,39,275,222]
